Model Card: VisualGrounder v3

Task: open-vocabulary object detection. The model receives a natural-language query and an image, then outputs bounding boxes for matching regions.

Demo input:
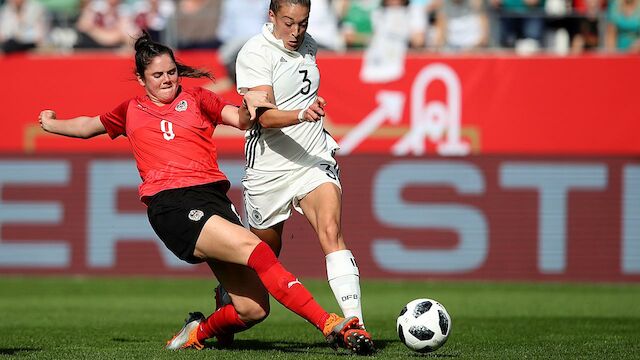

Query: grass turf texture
[1,277,639,359]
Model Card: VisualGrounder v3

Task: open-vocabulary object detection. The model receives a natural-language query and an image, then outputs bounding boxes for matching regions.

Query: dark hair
[382,0,410,6]
[269,0,311,13]
[134,31,213,80]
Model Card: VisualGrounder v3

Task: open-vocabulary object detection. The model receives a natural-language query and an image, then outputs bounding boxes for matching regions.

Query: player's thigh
[250,221,285,256]
[295,156,342,225]
[207,259,270,316]
[194,215,261,265]
[298,182,346,253]
[299,182,342,231]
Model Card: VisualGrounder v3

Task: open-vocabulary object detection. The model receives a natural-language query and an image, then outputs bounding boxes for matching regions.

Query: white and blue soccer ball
[396,298,452,353]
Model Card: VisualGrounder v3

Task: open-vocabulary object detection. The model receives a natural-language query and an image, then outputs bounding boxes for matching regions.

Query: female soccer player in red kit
[37,31,373,355]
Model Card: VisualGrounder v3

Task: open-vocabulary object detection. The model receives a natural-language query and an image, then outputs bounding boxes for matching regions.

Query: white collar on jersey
[262,22,305,57]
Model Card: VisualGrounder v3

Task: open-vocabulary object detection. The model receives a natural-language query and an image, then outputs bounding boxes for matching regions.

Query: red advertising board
[1,52,639,155]
[1,154,638,282]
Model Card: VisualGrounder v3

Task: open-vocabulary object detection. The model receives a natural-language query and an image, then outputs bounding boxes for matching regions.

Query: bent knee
[317,223,344,250]
[319,221,341,238]
[236,302,270,325]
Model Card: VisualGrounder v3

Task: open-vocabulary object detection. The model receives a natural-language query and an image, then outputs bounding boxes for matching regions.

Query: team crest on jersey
[175,100,188,112]
[251,209,263,224]
[188,209,204,221]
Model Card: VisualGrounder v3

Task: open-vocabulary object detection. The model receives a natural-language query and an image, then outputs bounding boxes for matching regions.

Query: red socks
[196,241,330,343]
[197,304,247,343]
[248,241,329,330]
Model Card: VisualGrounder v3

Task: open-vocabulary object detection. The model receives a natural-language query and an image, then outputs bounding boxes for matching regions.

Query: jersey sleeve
[196,87,233,126]
[235,42,273,92]
[99,100,129,139]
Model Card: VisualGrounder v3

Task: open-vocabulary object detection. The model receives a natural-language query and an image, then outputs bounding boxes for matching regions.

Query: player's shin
[196,304,248,343]
[326,249,364,326]
[247,241,329,330]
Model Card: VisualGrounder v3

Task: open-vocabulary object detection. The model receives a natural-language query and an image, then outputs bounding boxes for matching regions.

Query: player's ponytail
[133,31,213,80]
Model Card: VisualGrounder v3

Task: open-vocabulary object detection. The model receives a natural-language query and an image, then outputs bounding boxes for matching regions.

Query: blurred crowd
[1,0,639,55]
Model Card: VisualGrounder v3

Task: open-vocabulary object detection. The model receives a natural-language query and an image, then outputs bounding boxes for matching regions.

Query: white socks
[326,249,364,325]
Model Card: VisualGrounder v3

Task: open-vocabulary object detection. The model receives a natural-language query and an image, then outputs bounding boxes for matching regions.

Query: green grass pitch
[1,277,639,359]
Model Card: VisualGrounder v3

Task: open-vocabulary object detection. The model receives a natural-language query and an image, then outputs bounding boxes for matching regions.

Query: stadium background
[0,51,638,282]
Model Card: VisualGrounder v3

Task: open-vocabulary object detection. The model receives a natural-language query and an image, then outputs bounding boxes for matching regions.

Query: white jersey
[236,23,337,171]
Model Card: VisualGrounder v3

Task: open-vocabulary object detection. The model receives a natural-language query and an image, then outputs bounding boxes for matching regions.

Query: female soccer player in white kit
[234,0,365,327]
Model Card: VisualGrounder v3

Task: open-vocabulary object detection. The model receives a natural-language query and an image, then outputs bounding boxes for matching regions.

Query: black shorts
[146,181,243,264]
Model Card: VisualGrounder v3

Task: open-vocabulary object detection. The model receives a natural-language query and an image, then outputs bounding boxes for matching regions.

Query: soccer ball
[396,298,452,353]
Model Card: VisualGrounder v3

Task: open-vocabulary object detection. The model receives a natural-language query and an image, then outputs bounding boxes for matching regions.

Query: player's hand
[243,90,277,121]
[38,110,57,133]
[299,96,326,123]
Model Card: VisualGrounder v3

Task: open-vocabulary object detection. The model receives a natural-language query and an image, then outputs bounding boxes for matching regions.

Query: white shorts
[242,156,341,229]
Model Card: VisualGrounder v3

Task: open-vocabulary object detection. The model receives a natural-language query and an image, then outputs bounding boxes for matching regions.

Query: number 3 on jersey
[299,70,311,95]
[160,120,175,141]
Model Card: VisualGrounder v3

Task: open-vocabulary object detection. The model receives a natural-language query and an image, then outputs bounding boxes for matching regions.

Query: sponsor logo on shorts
[188,209,204,221]
[251,209,263,224]
[175,100,188,112]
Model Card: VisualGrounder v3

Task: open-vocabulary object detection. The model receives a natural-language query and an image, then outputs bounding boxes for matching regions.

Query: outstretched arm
[39,110,107,139]
[240,85,327,129]
[220,90,277,130]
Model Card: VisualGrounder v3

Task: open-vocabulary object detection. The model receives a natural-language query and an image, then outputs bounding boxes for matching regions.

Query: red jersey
[100,86,233,202]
